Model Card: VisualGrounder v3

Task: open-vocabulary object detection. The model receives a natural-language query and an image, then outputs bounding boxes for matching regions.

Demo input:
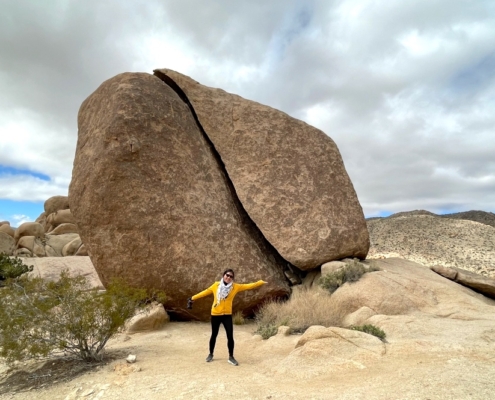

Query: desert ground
[2,319,495,400]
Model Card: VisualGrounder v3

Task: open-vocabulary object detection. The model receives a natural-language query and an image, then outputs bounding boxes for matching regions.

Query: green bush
[350,324,386,341]
[0,253,33,282]
[255,323,279,339]
[319,260,376,294]
[0,270,165,363]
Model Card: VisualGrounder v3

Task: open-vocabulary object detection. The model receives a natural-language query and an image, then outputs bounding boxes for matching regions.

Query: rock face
[44,195,70,216]
[26,256,104,289]
[0,231,15,255]
[69,72,290,319]
[0,222,15,238]
[154,69,369,270]
[431,265,495,299]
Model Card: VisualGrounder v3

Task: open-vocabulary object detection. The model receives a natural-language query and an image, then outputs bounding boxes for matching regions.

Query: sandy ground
[2,320,495,400]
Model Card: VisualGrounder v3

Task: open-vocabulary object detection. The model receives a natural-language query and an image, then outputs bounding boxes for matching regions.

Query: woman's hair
[223,269,235,278]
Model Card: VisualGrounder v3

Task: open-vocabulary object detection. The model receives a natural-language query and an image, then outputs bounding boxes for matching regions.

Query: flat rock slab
[25,256,104,289]
[431,265,495,299]
[154,68,369,270]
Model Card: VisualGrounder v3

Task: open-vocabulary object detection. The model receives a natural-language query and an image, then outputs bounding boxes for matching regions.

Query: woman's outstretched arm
[235,280,267,292]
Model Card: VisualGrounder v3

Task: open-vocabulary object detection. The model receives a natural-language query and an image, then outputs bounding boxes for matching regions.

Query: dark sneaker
[206,354,213,362]
[228,356,239,366]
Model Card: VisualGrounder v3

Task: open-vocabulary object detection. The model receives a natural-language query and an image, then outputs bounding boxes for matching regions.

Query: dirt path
[2,321,495,400]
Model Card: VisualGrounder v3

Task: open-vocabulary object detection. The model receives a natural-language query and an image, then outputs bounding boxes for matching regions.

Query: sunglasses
[225,274,234,279]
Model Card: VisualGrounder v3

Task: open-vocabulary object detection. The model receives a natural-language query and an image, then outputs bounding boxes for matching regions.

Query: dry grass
[233,311,246,325]
[255,286,343,338]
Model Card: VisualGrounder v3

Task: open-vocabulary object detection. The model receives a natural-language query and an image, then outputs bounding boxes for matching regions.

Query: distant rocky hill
[367,212,495,277]
[377,209,495,228]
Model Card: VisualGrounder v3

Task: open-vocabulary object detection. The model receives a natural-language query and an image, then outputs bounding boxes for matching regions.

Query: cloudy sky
[1,0,494,227]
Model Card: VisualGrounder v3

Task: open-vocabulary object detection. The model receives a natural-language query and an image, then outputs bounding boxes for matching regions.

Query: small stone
[126,354,137,363]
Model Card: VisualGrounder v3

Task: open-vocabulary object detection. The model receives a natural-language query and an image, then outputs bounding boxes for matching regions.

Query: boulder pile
[1,195,88,258]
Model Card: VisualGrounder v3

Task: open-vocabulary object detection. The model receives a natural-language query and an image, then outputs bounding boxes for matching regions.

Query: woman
[188,269,266,366]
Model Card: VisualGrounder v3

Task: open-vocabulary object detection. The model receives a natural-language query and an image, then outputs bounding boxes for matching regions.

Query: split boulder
[69,72,290,320]
[154,69,369,269]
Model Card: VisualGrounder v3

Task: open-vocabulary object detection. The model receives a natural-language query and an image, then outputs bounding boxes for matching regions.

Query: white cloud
[0,0,494,222]
[11,214,32,226]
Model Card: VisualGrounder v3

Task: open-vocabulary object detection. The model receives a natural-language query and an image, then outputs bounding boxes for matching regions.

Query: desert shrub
[233,311,246,325]
[319,260,377,294]
[0,270,165,363]
[255,287,342,339]
[0,253,33,282]
[350,324,386,341]
[256,323,279,340]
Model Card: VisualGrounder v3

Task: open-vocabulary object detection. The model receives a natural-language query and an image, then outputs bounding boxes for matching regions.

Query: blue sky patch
[0,165,50,181]
[0,199,44,228]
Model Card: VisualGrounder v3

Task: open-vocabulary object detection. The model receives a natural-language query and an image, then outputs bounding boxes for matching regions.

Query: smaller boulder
[0,224,15,238]
[51,209,75,227]
[321,261,346,275]
[431,265,495,299]
[62,237,83,256]
[51,223,79,235]
[44,195,70,216]
[14,222,44,244]
[17,235,35,252]
[126,302,169,333]
[45,233,80,256]
[0,231,15,255]
[75,244,88,256]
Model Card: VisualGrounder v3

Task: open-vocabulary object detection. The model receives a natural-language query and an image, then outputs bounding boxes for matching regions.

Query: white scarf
[217,278,233,303]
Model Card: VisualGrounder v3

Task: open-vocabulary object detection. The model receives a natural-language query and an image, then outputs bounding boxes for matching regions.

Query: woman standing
[188,269,266,366]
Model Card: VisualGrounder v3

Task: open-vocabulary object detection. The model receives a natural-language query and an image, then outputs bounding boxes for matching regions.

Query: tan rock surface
[47,209,76,231]
[50,223,78,235]
[25,256,103,289]
[45,233,80,256]
[0,223,15,238]
[125,302,170,333]
[69,72,289,320]
[367,215,495,277]
[330,258,495,320]
[14,222,44,243]
[0,231,14,255]
[62,237,83,257]
[154,68,369,270]
[16,235,34,252]
[431,265,495,299]
[44,195,70,216]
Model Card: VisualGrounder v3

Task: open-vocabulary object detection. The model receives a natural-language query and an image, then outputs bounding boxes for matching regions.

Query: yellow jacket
[191,281,266,316]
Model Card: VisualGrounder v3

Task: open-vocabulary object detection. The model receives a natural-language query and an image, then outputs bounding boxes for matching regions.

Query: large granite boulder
[154,69,369,270]
[69,72,290,319]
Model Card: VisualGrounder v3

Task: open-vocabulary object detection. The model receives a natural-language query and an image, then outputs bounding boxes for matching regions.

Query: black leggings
[209,315,234,356]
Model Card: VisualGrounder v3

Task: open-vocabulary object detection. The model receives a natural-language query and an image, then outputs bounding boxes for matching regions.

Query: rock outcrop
[154,69,369,269]
[26,256,104,289]
[0,222,15,238]
[69,72,291,319]
[0,231,15,255]
[431,265,495,299]
[11,196,85,258]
